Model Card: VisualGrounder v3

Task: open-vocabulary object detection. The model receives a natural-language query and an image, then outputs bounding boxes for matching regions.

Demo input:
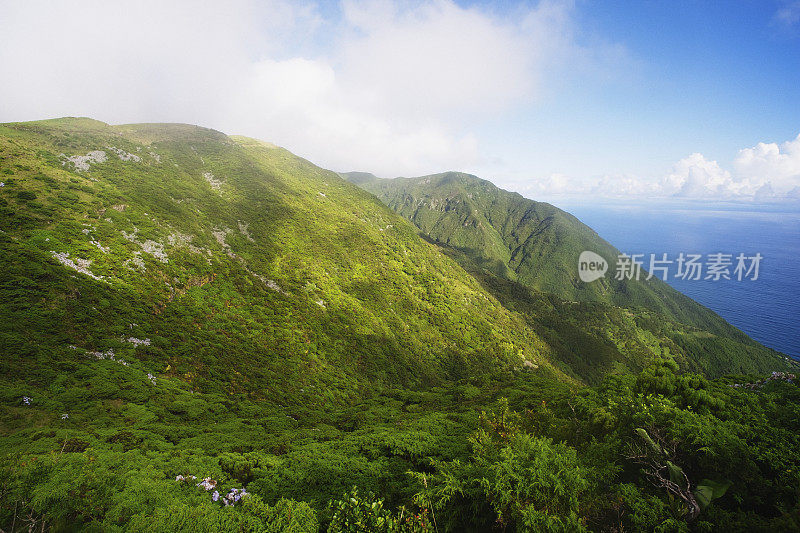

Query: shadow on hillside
[417,233,516,280]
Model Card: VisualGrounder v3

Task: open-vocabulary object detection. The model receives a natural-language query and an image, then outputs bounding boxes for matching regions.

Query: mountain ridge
[345,170,790,378]
[0,117,787,401]
[348,171,756,333]
[0,117,572,398]
[1,119,798,532]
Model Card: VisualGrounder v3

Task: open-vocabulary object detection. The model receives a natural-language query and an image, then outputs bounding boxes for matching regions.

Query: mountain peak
[353,170,787,378]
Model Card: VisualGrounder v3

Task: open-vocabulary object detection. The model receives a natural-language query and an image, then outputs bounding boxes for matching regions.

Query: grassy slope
[349,171,788,378]
[0,121,797,531]
[0,118,581,404]
[0,118,786,413]
[473,272,793,382]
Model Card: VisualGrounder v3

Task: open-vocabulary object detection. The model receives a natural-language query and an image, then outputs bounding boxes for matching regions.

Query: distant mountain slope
[472,272,791,381]
[346,171,794,378]
[351,171,756,337]
[339,171,380,185]
[0,118,786,410]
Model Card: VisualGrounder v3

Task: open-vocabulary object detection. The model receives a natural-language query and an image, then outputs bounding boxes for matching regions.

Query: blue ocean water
[553,199,800,360]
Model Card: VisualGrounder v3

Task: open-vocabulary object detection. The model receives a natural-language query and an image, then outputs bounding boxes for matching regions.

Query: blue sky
[578,1,800,165]
[1,0,799,201]
[475,0,800,188]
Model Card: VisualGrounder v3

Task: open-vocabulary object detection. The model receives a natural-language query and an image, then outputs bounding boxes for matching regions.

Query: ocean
[552,199,800,360]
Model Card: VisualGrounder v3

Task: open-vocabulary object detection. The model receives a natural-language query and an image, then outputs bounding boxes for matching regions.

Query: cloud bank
[2,0,796,202]
[522,133,800,202]
[0,0,585,177]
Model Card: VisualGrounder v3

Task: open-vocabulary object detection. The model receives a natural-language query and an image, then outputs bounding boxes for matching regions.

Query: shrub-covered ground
[2,361,799,531]
[1,118,797,531]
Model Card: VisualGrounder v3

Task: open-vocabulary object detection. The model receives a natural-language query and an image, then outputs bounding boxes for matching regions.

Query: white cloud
[517,171,663,199]
[593,173,661,197]
[0,0,271,122]
[525,134,800,202]
[775,1,800,26]
[733,134,800,195]
[0,0,587,178]
[661,153,736,198]
[520,173,590,196]
[337,0,573,121]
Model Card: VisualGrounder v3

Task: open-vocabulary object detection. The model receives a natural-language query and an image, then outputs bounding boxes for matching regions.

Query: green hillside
[346,172,794,381]
[0,118,576,399]
[1,119,798,532]
[351,171,768,340]
[472,272,792,383]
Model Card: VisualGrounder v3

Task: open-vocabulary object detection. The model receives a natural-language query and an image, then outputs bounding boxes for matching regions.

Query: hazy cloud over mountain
[1,0,797,202]
[0,0,595,177]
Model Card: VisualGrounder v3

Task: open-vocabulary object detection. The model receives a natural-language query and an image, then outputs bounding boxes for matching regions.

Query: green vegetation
[0,118,570,395]
[3,357,799,531]
[347,171,789,378]
[0,119,797,531]
[349,172,755,334]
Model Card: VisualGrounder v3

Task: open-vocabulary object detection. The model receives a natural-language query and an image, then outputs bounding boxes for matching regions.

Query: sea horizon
[549,197,800,361]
